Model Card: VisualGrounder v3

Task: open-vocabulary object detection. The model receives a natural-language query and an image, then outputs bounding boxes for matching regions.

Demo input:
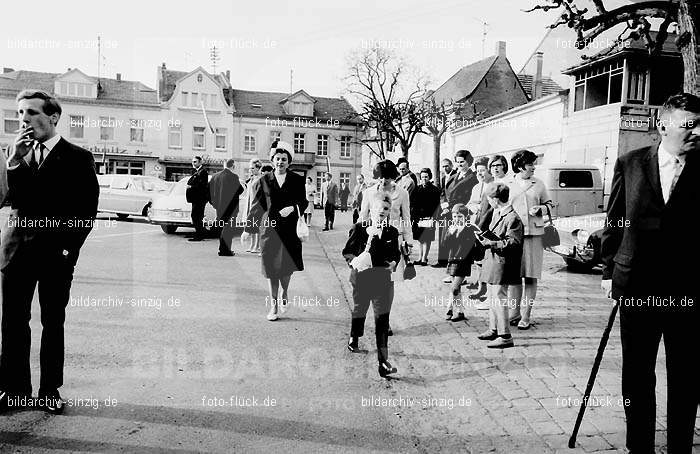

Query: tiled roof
[230,89,361,124]
[159,69,188,102]
[429,56,498,106]
[517,74,564,99]
[0,70,158,106]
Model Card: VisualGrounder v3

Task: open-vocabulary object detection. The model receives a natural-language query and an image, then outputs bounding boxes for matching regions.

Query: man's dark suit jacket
[601,145,699,307]
[440,169,456,191]
[208,169,243,219]
[342,223,401,269]
[1,137,99,271]
[186,166,209,204]
[440,170,478,209]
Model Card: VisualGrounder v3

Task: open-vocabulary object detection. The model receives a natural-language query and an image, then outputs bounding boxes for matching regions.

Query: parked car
[534,164,604,218]
[148,176,246,234]
[548,212,606,271]
[97,174,172,219]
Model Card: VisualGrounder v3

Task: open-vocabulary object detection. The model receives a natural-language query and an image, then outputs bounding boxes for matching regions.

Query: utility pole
[209,46,220,74]
[472,17,489,59]
[290,69,293,94]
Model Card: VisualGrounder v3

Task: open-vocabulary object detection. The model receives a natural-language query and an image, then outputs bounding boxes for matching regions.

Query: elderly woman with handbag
[506,150,552,330]
[243,140,308,321]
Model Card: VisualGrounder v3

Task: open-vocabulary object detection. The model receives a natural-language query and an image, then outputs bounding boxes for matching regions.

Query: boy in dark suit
[0,90,99,414]
[342,191,400,377]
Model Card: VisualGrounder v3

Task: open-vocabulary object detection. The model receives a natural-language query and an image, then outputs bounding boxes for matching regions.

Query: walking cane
[568,300,619,448]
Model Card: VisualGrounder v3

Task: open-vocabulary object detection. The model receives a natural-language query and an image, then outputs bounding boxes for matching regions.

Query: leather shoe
[188,237,204,242]
[442,276,452,283]
[517,320,531,330]
[487,336,514,349]
[218,250,234,256]
[347,337,360,353]
[477,329,498,340]
[450,313,467,322]
[378,361,397,378]
[445,309,453,320]
[508,315,522,326]
[431,262,447,268]
[38,389,64,415]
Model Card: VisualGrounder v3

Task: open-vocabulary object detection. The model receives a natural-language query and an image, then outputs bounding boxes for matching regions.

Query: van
[534,164,604,218]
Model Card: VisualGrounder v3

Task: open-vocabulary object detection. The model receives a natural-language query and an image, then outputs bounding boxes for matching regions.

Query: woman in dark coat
[244,140,308,321]
[411,168,441,265]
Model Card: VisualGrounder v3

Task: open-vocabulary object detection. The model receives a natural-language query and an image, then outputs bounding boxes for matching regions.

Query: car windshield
[132,177,172,192]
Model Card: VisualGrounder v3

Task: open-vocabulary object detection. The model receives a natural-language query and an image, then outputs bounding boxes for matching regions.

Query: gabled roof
[429,56,498,106]
[0,70,158,106]
[280,89,316,104]
[231,89,361,124]
[158,66,232,103]
[517,74,564,99]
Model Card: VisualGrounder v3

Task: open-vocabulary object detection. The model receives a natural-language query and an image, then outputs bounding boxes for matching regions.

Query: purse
[542,204,560,248]
[296,206,309,242]
[402,251,416,280]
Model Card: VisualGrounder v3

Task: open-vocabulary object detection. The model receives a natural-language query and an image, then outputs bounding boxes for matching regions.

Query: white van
[534,164,604,218]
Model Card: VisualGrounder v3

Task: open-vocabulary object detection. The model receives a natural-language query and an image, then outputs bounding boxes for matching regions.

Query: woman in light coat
[506,150,552,330]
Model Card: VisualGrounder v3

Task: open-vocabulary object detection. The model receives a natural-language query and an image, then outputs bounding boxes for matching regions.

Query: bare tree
[344,47,430,159]
[422,98,482,186]
[525,0,700,94]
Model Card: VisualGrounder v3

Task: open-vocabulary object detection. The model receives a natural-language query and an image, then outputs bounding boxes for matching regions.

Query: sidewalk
[315,209,700,454]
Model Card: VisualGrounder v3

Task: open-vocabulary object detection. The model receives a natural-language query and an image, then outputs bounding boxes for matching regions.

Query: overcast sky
[2,0,562,97]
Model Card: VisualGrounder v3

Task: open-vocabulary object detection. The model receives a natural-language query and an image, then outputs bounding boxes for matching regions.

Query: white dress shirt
[7,133,61,170]
[658,142,685,203]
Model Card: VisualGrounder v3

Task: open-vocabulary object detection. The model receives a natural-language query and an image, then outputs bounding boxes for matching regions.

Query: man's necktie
[37,143,45,167]
[667,157,683,202]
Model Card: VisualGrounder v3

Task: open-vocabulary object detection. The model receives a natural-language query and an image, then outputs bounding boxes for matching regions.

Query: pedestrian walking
[443,204,479,322]
[600,93,700,453]
[396,157,416,195]
[476,182,524,349]
[321,172,339,231]
[304,177,316,224]
[351,174,366,225]
[208,159,243,256]
[411,168,441,265]
[241,159,263,253]
[343,190,400,378]
[186,156,209,242]
[0,90,99,414]
[243,140,308,321]
[506,150,552,330]
[339,182,350,212]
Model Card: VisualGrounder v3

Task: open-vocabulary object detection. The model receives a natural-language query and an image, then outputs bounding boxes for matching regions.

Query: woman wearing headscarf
[506,150,552,330]
[243,140,308,321]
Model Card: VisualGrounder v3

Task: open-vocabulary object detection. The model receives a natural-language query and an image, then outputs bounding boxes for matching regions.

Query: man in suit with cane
[592,93,699,453]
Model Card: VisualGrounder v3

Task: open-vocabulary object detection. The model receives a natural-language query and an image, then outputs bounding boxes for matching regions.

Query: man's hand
[9,126,34,166]
[441,208,450,216]
[601,279,612,299]
[240,231,250,242]
[279,206,294,217]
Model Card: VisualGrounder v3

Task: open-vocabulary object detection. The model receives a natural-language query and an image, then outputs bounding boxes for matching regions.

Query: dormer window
[197,74,203,83]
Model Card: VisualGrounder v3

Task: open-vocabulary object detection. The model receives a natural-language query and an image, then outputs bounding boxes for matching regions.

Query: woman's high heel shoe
[378,361,397,378]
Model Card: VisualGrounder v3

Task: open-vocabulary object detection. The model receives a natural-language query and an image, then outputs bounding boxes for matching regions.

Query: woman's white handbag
[296,206,309,242]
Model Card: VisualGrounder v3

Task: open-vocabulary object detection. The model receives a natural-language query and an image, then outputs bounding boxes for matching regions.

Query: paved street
[0,209,697,453]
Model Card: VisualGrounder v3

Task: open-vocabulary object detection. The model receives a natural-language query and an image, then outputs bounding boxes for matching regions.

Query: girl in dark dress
[443,203,479,322]
[243,140,308,321]
[411,168,441,265]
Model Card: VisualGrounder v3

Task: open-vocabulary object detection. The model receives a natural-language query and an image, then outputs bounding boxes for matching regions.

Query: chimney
[3,67,14,73]
[158,62,167,101]
[116,73,121,82]
[495,41,506,58]
[533,51,544,100]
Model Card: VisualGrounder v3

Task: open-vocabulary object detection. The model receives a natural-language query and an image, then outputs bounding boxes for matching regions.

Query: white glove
[279,206,294,217]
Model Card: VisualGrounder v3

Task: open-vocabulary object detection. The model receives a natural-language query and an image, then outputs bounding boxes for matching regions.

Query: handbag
[401,250,416,280]
[542,204,560,248]
[296,206,309,242]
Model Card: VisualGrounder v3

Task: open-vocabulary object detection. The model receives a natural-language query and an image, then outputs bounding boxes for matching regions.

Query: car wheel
[116,213,129,220]
[565,258,593,273]
[161,225,178,234]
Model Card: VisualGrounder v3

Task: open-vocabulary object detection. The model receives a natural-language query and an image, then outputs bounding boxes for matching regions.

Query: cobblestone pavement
[317,212,700,454]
